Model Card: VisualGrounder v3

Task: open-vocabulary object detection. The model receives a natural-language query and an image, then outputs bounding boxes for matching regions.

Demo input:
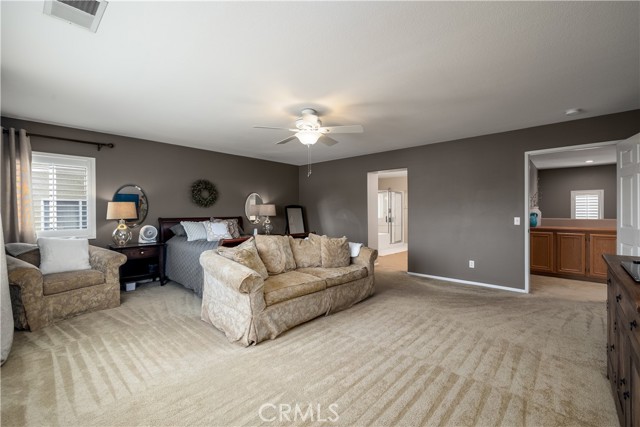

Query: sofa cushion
[297,265,368,288]
[217,237,269,280]
[320,235,350,268]
[43,269,105,296]
[263,271,327,306]
[255,235,296,274]
[288,236,321,268]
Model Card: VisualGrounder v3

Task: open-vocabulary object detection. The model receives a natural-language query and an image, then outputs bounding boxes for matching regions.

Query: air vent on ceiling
[43,0,108,33]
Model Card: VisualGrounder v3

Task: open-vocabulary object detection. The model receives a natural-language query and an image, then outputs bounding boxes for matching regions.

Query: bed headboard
[158,216,245,244]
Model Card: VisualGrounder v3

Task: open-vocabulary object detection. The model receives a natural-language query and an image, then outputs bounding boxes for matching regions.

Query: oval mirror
[112,184,148,228]
[245,192,263,224]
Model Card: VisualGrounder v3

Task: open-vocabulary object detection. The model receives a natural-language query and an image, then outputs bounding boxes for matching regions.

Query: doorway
[524,140,619,293]
[367,169,408,271]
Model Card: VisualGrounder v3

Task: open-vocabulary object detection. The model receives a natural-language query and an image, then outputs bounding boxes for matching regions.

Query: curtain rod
[2,128,115,151]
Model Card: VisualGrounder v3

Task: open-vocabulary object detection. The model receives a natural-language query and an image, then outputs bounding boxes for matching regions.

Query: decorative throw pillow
[205,221,232,242]
[288,235,321,268]
[181,221,208,241]
[170,223,186,237]
[255,235,296,274]
[348,242,363,257]
[217,237,268,280]
[38,238,91,275]
[212,218,242,238]
[320,235,350,268]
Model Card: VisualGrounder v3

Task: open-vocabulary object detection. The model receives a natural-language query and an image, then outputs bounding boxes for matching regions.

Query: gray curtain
[1,128,35,244]
[1,213,14,365]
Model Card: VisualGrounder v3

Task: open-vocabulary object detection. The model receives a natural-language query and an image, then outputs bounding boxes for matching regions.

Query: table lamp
[106,201,137,246]
[258,204,276,235]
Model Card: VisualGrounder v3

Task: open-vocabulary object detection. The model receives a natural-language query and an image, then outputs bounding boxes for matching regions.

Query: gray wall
[299,110,640,290]
[538,164,617,219]
[1,117,299,246]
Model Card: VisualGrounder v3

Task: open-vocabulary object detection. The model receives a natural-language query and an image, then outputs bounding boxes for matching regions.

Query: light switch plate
[514,217,520,225]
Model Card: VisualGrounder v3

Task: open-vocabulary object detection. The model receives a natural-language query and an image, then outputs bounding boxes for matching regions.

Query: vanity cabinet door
[589,234,617,280]
[530,231,554,273]
[556,232,586,275]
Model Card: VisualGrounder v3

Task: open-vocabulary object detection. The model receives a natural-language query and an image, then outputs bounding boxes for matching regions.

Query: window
[31,152,96,238]
[571,189,603,220]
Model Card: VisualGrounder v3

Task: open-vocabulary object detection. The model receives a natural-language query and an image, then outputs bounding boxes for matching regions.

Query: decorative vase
[529,207,542,227]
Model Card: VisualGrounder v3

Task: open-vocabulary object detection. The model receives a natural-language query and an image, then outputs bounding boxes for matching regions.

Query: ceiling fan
[254,108,364,146]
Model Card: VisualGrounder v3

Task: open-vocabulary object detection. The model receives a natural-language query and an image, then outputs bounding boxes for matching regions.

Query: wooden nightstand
[108,242,166,286]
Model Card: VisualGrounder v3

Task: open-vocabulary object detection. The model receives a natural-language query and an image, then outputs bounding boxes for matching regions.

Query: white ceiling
[1,1,638,166]
[530,143,617,170]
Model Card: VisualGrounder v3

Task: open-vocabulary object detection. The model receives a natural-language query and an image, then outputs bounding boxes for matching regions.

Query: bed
[158,216,249,296]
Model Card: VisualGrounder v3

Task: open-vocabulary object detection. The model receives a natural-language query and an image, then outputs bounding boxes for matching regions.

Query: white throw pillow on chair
[38,237,91,275]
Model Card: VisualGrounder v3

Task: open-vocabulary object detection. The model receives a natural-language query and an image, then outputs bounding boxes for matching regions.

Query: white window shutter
[31,152,96,238]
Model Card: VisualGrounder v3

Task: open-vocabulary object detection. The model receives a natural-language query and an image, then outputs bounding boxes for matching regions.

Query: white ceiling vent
[44,0,108,33]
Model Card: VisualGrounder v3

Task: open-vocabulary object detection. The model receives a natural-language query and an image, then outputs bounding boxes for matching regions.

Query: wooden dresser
[604,254,640,427]
[530,226,616,282]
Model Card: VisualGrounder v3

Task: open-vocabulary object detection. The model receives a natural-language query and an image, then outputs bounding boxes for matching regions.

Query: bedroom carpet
[1,270,617,426]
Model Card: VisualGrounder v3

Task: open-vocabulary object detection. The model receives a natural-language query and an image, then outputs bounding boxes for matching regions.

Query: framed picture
[285,205,307,235]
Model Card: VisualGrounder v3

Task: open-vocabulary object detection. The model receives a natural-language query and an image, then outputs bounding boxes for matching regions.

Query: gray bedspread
[165,236,219,297]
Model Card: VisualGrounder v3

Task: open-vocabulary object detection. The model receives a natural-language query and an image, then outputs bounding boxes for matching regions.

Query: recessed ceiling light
[585,160,594,163]
[565,108,583,116]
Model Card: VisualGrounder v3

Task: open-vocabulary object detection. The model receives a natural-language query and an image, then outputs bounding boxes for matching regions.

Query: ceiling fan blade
[321,125,364,134]
[319,135,339,146]
[275,135,298,145]
[254,126,296,131]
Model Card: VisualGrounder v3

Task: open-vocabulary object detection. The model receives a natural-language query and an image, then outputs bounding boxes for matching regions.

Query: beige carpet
[1,271,617,426]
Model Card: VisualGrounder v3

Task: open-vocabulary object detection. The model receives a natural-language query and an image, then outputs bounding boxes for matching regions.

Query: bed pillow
[205,221,232,242]
[212,218,243,238]
[38,238,91,275]
[217,237,268,280]
[320,235,350,268]
[255,235,296,274]
[170,223,186,237]
[181,221,208,241]
[288,235,321,268]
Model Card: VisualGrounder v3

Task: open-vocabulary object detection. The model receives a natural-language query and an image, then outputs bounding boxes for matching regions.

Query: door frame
[523,140,619,293]
[367,168,408,250]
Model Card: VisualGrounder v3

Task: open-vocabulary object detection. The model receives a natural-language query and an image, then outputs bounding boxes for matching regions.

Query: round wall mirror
[245,192,263,224]
[112,184,148,228]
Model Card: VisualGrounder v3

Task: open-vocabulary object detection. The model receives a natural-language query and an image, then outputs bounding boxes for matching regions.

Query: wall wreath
[191,179,218,208]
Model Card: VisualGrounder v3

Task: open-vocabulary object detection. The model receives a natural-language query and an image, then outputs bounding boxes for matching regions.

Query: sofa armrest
[199,250,264,294]
[352,246,378,275]
[89,246,127,283]
[6,255,46,330]
[7,255,43,292]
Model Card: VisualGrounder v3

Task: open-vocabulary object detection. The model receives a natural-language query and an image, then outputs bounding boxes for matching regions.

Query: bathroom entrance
[367,169,408,271]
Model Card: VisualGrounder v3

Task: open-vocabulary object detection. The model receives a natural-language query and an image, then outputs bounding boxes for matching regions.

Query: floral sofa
[199,234,377,346]
[5,243,126,331]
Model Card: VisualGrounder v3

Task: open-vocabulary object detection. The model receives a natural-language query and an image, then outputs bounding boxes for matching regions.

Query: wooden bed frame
[158,216,250,247]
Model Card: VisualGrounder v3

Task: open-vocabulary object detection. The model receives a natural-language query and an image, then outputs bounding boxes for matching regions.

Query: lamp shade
[258,204,276,217]
[106,201,137,220]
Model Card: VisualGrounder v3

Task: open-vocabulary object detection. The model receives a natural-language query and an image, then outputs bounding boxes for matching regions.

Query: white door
[617,132,640,255]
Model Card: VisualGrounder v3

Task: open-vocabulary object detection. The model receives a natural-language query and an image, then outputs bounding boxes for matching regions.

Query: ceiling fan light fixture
[295,130,321,146]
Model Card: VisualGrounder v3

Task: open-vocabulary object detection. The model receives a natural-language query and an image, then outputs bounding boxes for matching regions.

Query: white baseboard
[407,272,527,294]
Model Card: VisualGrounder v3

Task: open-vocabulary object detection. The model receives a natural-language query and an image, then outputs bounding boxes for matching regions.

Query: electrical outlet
[469,260,475,268]
[514,217,520,225]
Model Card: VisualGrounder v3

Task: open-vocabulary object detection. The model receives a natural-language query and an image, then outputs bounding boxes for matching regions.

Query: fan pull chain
[307,145,312,177]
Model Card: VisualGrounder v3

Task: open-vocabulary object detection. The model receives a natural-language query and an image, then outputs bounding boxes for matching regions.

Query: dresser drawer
[120,246,160,260]
[615,288,640,344]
